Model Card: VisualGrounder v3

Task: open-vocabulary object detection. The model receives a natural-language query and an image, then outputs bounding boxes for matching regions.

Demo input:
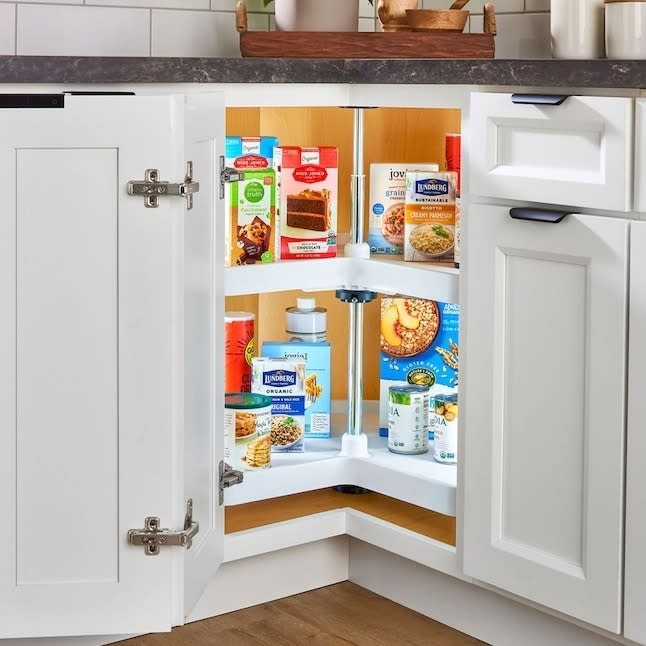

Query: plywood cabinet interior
[225,106,461,400]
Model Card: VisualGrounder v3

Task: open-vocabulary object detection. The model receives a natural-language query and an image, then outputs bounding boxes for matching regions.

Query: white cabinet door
[624,220,646,644]
[462,204,627,632]
[0,92,224,638]
[634,100,646,213]
[470,92,633,212]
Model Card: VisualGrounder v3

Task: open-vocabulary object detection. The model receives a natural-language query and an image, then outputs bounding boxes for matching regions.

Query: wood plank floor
[225,488,456,545]
[118,582,487,645]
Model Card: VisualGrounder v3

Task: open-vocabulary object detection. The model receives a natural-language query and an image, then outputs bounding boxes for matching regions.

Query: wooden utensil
[449,0,470,9]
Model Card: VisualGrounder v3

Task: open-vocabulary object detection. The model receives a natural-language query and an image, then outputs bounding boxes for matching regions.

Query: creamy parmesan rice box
[368,163,439,255]
[404,171,457,263]
[251,357,306,452]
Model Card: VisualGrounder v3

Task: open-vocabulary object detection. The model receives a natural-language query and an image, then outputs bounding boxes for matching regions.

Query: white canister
[274,0,359,32]
[605,1,646,59]
[551,0,605,59]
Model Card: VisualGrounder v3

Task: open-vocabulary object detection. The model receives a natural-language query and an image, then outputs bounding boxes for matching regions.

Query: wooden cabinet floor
[117,582,485,645]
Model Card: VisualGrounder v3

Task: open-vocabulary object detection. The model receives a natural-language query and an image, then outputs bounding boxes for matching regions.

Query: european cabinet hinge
[219,460,244,505]
[128,161,199,210]
[127,499,199,556]
[219,155,244,199]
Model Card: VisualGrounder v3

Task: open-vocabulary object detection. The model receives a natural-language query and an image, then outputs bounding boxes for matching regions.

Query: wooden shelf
[225,487,456,546]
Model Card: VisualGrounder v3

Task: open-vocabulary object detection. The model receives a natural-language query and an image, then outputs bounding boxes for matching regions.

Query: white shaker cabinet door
[624,220,646,644]
[0,92,225,638]
[462,205,627,633]
[470,92,633,212]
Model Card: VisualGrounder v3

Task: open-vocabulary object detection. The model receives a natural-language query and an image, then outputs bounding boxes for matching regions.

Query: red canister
[224,312,255,393]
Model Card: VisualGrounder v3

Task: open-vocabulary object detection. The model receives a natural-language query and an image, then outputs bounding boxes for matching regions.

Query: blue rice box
[261,341,331,439]
[251,357,305,453]
[379,297,459,438]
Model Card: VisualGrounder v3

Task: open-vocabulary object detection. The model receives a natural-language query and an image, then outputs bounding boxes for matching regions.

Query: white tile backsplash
[7,0,551,58]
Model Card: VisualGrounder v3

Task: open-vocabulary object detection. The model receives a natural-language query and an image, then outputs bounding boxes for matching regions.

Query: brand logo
[415,179,449,196]
[234,154,269,170]
[244,339,255,367]
[263,370,296,387]
[389,169,407,181]
[242,140,260,155]
[293,165,327,184]
[301,151,320,165]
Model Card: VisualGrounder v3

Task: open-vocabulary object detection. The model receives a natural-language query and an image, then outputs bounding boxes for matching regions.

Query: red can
[224,312,255,393]
[445,133,461,192]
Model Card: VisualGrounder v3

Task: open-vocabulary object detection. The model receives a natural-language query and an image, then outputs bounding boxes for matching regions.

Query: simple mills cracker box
[273,146,338,260]
[368,163,439,256]
[379,297,459,437]
[225,136,278,266]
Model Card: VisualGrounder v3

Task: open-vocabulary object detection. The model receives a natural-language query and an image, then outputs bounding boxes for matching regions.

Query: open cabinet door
[179,93,226,621]
[0,92,225,639]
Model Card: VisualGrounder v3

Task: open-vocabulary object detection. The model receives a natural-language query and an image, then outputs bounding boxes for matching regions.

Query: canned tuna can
[388,385,430,454]
[431,393,458,463]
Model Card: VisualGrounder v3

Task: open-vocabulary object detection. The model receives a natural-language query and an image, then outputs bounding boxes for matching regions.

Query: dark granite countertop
[1,56,645,88]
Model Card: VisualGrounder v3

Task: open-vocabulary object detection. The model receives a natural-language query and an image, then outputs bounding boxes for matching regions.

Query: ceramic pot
[550,0,605,59]
[275,0,359,32]
[606,1,646,59]
[377,0,419,32]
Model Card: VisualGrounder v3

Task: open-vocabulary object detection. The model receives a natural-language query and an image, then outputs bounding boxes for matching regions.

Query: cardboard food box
[379,297,459,438]
[261,341,331,439]
[368,163,439,256]
[273,146,338,259]
[251,357,306,452]
[404,171,457,263]
[225,136,278,266]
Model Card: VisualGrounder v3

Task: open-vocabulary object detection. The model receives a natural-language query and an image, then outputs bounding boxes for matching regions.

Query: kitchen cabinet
[0,92,225,638]
[461,203,627,632]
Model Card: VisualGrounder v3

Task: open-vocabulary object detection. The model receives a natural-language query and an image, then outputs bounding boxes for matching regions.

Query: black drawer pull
[511,94,569,106]
[509,208,570,223]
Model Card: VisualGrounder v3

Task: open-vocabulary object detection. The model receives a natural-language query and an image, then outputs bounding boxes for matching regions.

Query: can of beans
[225,312,255,393]
[431,393,458,463]
[388,385,430,454]
[224,392,272,471]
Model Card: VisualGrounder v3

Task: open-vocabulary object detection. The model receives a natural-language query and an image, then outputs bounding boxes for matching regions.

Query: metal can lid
[433,392,458,404]
[224,311,255,322]
[389,384,430,394]
[225,392,272,409]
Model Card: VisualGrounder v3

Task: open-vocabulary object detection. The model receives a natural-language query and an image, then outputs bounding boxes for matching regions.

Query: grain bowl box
[273,146,338,259]
[225,136,278,266]
[404,171,457,263]
[368,163,439,255]
[379,297,459,437]
[251,357,306,452]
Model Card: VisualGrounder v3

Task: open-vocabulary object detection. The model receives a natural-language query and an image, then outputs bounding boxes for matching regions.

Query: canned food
[388,385,430,454]
[224,392,272,471]
[431,393,458,463]
[225,312,255,393]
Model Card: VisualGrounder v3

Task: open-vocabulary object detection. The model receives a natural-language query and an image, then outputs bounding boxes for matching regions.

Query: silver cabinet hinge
[128,499,199,556]
[219,460,244,505]
[219,155,244,200]
[128,161,199,210]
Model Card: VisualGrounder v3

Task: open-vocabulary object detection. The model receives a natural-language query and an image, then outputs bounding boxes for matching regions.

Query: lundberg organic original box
[379,297,459,438]
[368,163,439,256]
[404,171,457,263]
[225,136,278,266]
[252,357,306,452]
[273,146,338,259]
[262,341,331,439]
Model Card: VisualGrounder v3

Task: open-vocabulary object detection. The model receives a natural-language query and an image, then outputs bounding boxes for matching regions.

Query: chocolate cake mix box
[378,297,459,438]
[273,146,338,260]
[225,136,278,266]
[368,163,439,256]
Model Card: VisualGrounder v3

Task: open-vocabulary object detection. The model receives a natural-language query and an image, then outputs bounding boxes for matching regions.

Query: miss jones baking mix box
[273,146,338,260]
[379,296,459,437]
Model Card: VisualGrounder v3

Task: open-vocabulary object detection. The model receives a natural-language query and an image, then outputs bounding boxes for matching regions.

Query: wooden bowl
[405,9,469,33]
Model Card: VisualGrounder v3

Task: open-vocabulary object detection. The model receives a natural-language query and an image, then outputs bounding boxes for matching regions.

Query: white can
[431,393,458,464]
[224,392,272,471]
[388,385,429,454]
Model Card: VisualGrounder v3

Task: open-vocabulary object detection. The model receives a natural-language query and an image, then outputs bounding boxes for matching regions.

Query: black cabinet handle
[511,94,569,106]
[509,208,570,223]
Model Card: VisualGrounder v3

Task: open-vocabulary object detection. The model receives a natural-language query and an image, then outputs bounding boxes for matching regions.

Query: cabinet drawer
[470,92,633,212]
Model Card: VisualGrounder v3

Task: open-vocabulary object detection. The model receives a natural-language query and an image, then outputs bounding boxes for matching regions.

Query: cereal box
[251,357,306,452]
[404,171,457,263]
[261,341,331,439]
[225,136,278,266]
[273,146,338,259]
[368,163,439,255]
[229,169,276,266]
[379,297,459,437]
